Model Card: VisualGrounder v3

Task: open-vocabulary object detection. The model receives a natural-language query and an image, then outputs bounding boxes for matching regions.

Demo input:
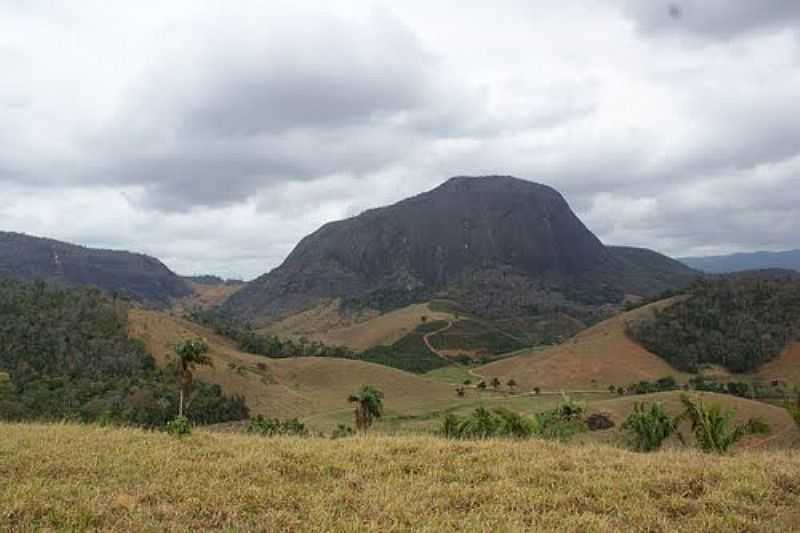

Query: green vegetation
[0,278,247,427]
[786,392,800,430]
[677,395,769,454]
[440,395,587,441]
[441,407,538,439]
[246,416,309,437]
[348,385,384,434]
[623,376,679,395]
[360,327,450,373]
[621,402,678,452]
[174,338,212,417]
[428,318,526,355]
[628,277,800,372]
[165,416,191,437]
[188,309,356,358]
[189,309,450,373]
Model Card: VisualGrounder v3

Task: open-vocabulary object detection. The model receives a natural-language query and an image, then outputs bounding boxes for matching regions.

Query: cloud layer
[1,0,799,278]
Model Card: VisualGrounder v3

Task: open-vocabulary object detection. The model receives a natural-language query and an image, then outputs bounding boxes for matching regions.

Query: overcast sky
[1,1,799,279]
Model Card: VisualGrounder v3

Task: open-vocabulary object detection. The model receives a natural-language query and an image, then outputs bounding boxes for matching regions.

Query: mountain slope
[128,309,457,426]
[0,231,190,305]
[474,298,688,391]
[681,249,800,273]
[224,176,696,324]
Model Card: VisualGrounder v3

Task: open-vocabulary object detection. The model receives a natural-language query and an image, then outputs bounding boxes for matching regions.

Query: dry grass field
[474,299,689,391]
[173,281,244,312]
[758,343,800,385]
[265,302,456,351]
[128,309,457,429]
[2,423,800,532]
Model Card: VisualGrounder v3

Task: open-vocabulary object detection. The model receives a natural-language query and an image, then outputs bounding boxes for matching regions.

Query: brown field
[265,302,455,351]
[172,281,244,312]
[473,299,689,392]
[128,309,456,428]
[3,423,800,532]
[758,343,800,385]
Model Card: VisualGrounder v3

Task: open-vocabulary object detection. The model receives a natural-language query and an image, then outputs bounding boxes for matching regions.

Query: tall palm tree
[175,338,212,417]
[347,385,384,434]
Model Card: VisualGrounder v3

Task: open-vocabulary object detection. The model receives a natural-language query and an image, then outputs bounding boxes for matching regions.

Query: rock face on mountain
[224,176,697,322]
[0,231,191,306]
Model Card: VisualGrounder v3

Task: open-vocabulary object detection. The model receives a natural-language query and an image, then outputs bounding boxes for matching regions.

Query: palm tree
[491,377,501,390]
[507,378,517,392]
[456,386,465,397]
[347,385,384,434]
[677,395,768,454]
[174,338,212,417]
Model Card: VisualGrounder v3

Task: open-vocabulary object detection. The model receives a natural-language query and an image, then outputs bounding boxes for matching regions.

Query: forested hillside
[0,278,247,425]
[0,231,191,306]
[628,277,800,372]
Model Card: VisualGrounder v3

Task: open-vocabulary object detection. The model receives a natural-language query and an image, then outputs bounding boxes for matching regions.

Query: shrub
[246,416,308,437]
[440,407,538,440]
[678,395,769,454]
[166,416,192,437]
[331,424,354,439]
[621,402,678,452]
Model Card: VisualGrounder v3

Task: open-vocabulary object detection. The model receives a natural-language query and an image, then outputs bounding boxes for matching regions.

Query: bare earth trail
[422,320,454,362]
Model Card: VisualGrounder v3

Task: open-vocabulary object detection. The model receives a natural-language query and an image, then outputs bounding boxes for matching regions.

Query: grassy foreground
[2,424,800,531]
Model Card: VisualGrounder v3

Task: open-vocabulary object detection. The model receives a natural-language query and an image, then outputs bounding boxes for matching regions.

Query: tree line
[627,277,800,372]
[0,278,247,426]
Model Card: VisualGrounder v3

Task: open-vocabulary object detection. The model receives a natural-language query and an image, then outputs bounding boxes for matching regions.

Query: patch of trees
[427,319,526,355]
[622,395,770,454]
[190,309,450,374]
[0,278,247,426]
[440,394,588,441]
[360,331,450,373]
[187,309,356,358]
[627,277,800,372]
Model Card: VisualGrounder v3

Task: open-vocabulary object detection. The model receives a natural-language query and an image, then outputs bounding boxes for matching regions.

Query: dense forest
[0,278,247,426]
[628,277,800,372]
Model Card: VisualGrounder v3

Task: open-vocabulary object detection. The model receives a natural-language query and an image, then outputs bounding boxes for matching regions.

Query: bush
[166,416,191,437]
[621,402,678,452]
[440,407,539,440]
[246,416,308,437]
[678,395,769,454]
[331,424,354,439]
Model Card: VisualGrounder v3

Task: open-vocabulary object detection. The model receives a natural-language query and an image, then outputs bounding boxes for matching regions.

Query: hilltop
[2,423,800,531]
[0,231,190,306]
[223,176,696,328]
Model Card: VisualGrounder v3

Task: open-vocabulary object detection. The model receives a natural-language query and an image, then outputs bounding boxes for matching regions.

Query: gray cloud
[618,0,800,39]
[0,0,799,278]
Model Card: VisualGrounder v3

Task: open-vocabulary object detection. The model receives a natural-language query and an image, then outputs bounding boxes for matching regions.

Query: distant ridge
[680,249,800,273]
[0,231,191,306]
